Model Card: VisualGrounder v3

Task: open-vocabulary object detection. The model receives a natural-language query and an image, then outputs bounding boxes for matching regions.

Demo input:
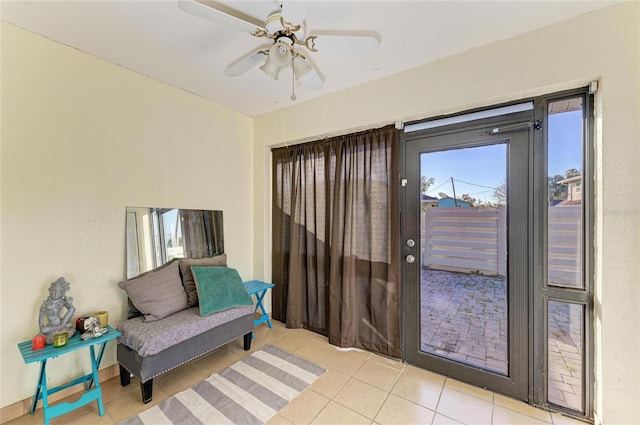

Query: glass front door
[402,91,593,419]
[402,111,532,400]
[419,144,509,375]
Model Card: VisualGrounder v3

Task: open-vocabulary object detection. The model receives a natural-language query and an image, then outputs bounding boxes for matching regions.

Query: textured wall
[1,22,254,407]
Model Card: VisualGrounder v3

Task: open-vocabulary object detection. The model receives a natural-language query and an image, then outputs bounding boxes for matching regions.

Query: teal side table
[244,280,275,332]
[17,326,120,425]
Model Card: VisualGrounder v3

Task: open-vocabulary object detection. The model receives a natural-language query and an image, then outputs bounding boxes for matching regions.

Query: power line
[425,177,500,196]
[452,178,499,190]
[468,188,494,196]
[425,179,449,194]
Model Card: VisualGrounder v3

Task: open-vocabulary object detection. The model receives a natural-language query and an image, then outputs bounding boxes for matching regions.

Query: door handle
[405,255,416,264]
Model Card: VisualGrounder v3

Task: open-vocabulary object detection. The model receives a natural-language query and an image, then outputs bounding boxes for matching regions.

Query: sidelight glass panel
[420,143,508,374]
[547,97,584,289]
[548,301,584,411]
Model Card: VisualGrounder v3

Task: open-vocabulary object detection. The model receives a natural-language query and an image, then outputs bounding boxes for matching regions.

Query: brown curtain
[272,125,401,357]
[181,210,224,258]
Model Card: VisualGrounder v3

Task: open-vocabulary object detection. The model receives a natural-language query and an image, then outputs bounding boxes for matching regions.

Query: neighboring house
[556,175,582,206]
[438,197,471,208]
[421,194,439,209]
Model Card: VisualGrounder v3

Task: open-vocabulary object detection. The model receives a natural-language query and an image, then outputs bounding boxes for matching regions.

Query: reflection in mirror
[125,207,224,278]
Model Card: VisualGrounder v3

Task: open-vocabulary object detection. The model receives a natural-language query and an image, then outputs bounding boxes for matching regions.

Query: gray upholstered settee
[116,254,254,403]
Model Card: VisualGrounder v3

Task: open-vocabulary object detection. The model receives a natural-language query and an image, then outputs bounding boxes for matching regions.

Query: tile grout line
[362,359,407,423]
[323,351,392,423]
[490,389,495,425]
[305,388,333,425]
[430,376,448,425]
[290,337,354,425]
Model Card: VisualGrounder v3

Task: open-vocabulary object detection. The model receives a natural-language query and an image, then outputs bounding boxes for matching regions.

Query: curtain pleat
[182,210,224,258]
[271,125,400,358]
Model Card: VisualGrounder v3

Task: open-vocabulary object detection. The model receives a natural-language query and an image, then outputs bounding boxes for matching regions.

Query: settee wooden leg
[141,379,153,404]
[119,364,131,387]
[243,332,252,351]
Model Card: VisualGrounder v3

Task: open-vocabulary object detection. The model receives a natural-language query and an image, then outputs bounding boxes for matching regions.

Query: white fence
[422,206,506,276]
[421,206,581,284]
[547,206,582,286]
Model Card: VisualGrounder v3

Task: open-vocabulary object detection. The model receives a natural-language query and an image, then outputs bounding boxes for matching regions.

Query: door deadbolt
[406,239,415,248]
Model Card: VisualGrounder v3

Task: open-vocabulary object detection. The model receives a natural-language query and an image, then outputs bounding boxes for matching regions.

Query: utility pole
[451,177,458,207]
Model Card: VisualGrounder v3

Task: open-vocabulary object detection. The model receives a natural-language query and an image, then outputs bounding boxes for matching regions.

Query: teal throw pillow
[191,266,252,316]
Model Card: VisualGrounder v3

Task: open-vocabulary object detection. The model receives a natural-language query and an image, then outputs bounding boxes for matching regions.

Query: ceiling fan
[178,0,380,95]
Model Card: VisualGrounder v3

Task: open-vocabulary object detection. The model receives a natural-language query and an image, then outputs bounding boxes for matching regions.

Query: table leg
[30,359,47,414]
[255,290,273,329]
[250,292,260,339]
[89,345,105,416]
[87,342,108,390]
[38,362,52,425]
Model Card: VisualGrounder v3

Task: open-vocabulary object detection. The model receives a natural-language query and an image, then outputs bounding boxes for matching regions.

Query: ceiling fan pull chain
[290,56,297,101]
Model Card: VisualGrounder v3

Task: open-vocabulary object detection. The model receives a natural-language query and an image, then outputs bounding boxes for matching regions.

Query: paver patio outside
[547,301,583,411]
[420,268,583,411]
[420,268,508,374]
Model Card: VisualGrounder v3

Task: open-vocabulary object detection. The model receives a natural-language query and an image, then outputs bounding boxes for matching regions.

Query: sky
[422,144,506,203]
[421,109,583,204]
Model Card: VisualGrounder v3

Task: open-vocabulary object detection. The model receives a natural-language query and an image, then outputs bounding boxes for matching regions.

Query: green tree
[565,168,580,178]
[460,193,478,207]
[421,175,435,194]
[548,168,582,202]
[548,174,566,201]
[492,181,506,205]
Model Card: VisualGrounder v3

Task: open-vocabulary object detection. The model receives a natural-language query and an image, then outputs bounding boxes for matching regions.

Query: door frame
[400,110,534,401]
[531,89,594,419]
[400,89,594,420]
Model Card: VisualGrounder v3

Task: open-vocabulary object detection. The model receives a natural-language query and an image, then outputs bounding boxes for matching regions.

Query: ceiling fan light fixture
[269,40,293,68]
[180,1,380,95]
[260,58,280,80]
[293,55,312,80]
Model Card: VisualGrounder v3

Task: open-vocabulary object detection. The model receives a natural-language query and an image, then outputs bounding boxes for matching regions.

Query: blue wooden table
[17,326,120,425]
[244,280,275,332]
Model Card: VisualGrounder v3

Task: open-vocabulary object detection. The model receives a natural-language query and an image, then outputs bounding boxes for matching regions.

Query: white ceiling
[2,0,617,117]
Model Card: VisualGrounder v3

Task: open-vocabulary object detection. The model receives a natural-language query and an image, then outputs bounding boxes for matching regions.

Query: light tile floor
[5,319,588,425]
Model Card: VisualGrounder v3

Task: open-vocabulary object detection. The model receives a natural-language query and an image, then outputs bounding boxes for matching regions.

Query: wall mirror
[125,207,224,279]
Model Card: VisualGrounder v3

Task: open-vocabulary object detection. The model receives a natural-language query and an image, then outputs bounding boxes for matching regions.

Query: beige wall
[252,3,640,423]
[0,22,254,407]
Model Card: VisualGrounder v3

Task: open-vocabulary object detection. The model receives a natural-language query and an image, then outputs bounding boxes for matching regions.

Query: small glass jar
[53,332,68,347]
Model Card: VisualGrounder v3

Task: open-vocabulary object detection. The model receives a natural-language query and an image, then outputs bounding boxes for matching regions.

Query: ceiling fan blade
[310,33,380,55]
[280,1,312,25]
[225,49,267,76]
[178,0,266,35]
[298,59,324,90]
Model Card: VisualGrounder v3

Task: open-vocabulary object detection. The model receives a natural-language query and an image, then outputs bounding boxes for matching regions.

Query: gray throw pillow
[118,259,187,322]
[179,253,227,307]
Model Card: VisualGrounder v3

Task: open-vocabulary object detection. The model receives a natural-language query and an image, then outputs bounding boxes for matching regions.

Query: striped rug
[119,345,326,425]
